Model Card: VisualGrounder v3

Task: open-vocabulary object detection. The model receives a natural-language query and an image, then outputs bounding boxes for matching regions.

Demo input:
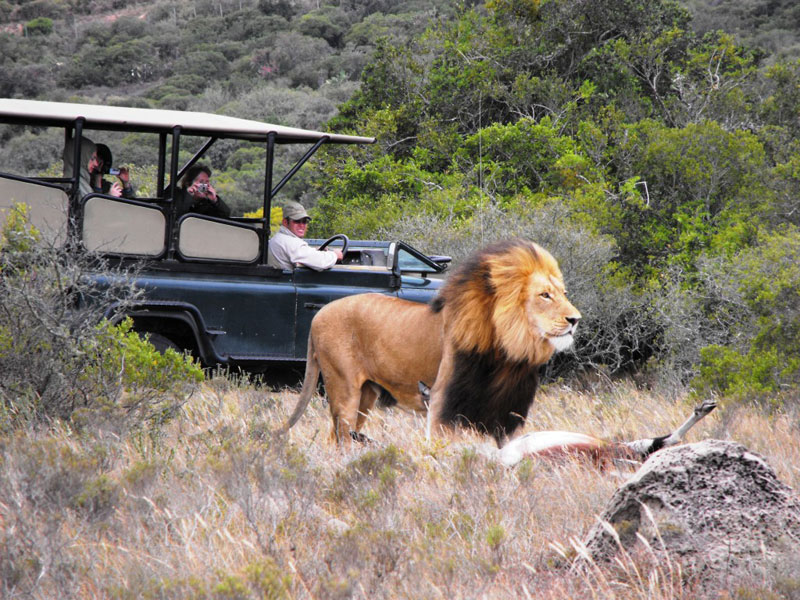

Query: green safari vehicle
[0,99,448,372]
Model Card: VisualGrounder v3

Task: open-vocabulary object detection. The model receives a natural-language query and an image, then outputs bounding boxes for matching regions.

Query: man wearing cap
[268,201,343,270]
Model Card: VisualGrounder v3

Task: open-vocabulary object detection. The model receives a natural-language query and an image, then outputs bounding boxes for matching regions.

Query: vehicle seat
[178,216,260,262]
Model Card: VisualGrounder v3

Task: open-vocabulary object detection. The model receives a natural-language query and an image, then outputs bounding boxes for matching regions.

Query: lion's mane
[430,239,566,443]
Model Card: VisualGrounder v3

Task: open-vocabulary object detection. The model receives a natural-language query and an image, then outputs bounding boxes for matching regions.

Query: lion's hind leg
[323,375,370,445]
[329,382,380,445]
[357,382,381,431]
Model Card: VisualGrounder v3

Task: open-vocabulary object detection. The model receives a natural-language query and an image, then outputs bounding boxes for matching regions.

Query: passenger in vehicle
[89,143,136,199]
[174,163,231,219]
[62,137,134,199]
[62,135,96,199]
[268,201,342,270]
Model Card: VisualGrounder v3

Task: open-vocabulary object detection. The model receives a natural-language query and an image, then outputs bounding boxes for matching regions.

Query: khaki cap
[282,200,310,221]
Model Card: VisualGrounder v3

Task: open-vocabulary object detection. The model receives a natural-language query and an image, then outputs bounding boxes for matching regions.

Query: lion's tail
[280,333,321,433]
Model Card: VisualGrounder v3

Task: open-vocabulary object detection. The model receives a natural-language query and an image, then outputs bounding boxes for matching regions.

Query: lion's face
[477,241,580,364]
[429,239,582,444]
[525,270,581,354]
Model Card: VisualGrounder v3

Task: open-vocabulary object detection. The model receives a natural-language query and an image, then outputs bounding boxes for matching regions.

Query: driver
[268,201,343,270]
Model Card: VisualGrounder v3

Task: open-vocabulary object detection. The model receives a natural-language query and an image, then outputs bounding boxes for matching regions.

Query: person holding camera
[175,163,231,218]
[88,142,135,199]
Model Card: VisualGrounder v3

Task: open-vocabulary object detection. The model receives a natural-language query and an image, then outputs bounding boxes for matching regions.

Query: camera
[197,183,209,193]
[108,167,120,176]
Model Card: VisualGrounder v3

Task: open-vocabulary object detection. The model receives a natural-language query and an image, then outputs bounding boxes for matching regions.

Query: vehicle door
[391,241,448,304]
[292,261,397,359]
[173,214,298,362]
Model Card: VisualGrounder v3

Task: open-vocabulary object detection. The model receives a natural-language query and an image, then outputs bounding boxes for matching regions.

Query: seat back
[82,196,166,256]
[0,177,69,245]
[178,216,260,262]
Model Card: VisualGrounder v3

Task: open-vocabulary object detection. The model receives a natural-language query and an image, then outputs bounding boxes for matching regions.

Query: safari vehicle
[0,99,448,371]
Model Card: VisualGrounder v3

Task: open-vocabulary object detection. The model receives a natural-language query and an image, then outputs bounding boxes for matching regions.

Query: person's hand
[117,166,130,186]
[189,182,217,202]
[108,181,123,197]
[333,249,343,262]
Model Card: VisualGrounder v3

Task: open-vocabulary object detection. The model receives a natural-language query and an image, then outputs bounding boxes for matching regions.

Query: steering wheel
[319,234,349,259]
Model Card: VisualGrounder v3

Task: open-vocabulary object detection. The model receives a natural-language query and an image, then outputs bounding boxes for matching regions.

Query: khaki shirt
[268,225,337,271]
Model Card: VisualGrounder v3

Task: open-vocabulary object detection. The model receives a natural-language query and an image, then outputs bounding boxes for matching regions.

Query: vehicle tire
[143,332,181,354]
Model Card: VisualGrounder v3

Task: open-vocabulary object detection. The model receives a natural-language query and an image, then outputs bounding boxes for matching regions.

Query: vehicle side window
[395,245,442,274]
[82,196,166,256]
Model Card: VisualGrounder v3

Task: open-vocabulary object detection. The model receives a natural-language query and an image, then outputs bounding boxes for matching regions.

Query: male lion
[282,239,581,446]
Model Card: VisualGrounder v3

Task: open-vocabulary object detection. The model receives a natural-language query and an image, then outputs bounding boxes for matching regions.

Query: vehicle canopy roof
[0,99,378,264]
[0,99,375,145]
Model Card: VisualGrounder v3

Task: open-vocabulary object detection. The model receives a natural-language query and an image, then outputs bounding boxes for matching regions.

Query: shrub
[691,226,800,403]
[243,204,282,235]
[25,16,53,35]
[328,445,416,520]
[694,345,790,403]
[0,205,202,433]
[74,318,204,431]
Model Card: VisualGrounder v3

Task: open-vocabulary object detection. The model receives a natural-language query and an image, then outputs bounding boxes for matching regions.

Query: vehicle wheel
[143,332,181,354]
[319,233,349,256]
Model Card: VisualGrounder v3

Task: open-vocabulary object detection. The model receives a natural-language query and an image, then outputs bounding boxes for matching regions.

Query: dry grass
[2,377,798,599]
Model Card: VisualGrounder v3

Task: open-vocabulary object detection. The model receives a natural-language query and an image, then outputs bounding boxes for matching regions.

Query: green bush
[691,227,800,402]
[25,16,52,35]
[0,206,202,433]
[73,318,204,430]
[694,345,791,403]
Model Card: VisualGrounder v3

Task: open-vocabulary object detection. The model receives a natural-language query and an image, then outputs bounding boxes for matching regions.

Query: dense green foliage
[2,0,800,401]
[692,227,800,402]
[319,0,800,399]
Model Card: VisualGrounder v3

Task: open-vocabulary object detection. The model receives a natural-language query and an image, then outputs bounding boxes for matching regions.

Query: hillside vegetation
[685,0,800,59]
[2,0,800,397]
[1,0,458,208]
[3,1,800,597]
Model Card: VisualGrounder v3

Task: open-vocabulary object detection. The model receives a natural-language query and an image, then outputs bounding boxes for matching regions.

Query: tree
[268,31,335,87]
[692,227,800,402]
[602,120,769,275]
[25,16,53,35]
[295,6,351,48]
